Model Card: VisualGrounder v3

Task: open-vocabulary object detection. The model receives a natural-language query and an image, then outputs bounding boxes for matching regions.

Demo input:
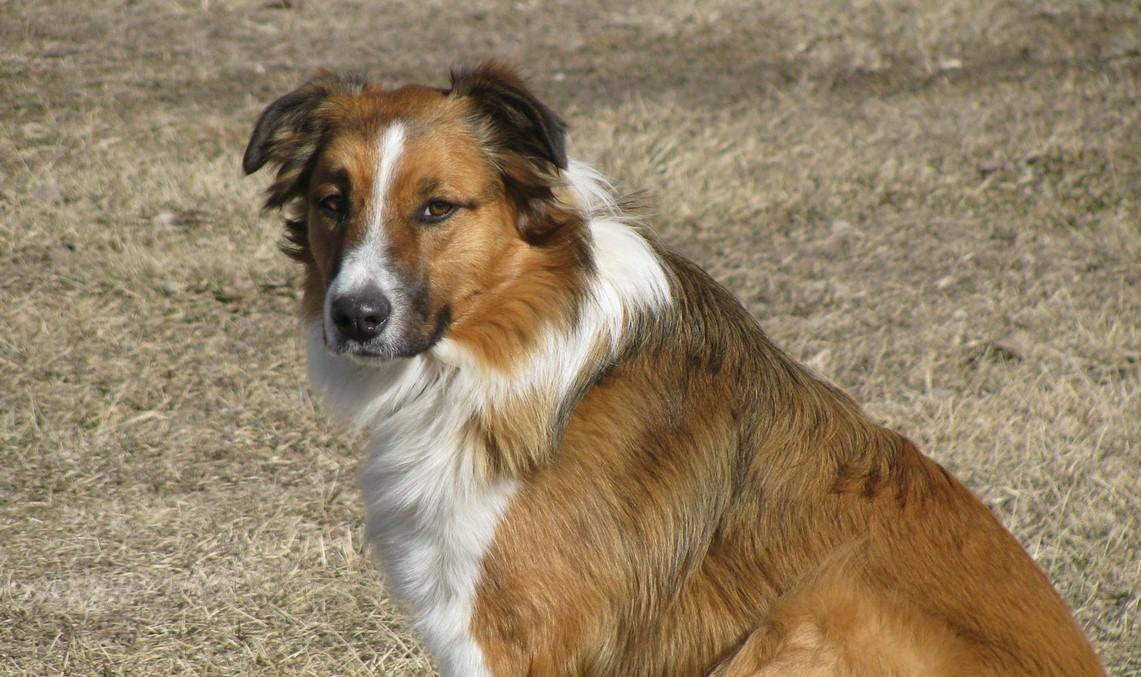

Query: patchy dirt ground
[1,0,1138,674]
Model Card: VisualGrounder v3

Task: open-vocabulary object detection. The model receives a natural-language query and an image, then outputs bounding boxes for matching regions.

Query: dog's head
[243,61,587,362]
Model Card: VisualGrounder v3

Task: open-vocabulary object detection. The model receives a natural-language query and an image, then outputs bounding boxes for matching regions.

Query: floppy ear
[243,71,363,260]
[242,70,366,197]
[449,60,578,244]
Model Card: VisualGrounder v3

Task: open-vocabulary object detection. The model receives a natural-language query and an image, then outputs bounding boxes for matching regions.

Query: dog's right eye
[318,195,346,218]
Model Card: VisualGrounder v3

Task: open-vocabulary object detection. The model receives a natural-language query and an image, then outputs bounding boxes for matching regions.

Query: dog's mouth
[336,343,395,364]
[322,328,398,363]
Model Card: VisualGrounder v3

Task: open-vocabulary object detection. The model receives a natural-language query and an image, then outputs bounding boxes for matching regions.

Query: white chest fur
[307,327,515,677]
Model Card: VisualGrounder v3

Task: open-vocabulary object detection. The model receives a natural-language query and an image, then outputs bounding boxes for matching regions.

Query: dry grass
[1,0,1138,674]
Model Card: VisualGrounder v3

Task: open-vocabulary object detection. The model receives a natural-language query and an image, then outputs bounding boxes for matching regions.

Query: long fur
[244,63,1104,677]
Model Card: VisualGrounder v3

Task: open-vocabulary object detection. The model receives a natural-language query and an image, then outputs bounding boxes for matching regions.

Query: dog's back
[470,250,1102,675]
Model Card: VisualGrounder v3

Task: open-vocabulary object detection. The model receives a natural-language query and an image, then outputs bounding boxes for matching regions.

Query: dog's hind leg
[707,616,847,677]
[707,571,977,677]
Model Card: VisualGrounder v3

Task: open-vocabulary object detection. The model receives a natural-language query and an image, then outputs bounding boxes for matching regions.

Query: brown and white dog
[242,62,1103,676]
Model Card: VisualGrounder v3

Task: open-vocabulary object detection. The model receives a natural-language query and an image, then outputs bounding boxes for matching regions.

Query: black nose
[331,289,391,342]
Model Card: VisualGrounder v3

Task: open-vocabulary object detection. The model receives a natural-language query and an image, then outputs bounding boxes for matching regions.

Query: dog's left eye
[318,194,346,218]
[419,201,457,224]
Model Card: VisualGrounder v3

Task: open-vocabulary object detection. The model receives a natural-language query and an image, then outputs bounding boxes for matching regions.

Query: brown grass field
[1,0,1138,674]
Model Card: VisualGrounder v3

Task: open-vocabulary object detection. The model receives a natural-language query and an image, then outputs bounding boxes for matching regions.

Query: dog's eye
[318,195,345,218]
[419,200,457,224]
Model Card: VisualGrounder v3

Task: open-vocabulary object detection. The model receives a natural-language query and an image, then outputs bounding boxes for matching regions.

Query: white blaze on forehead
[328,123,406,293]
[368,123,407,240]
[324,122,408,337]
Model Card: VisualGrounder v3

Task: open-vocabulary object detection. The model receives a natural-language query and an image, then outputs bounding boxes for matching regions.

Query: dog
[242,61,1103,676]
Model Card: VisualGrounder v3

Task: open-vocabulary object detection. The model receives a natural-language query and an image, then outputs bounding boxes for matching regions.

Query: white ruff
[305,160,672,677]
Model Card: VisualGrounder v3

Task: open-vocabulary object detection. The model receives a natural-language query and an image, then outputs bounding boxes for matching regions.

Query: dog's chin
[341,349,395,367]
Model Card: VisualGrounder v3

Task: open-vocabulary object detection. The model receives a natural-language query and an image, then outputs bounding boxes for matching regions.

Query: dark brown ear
[243,71,363,261]
[242,71,364,202]
[448,60,577,244]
